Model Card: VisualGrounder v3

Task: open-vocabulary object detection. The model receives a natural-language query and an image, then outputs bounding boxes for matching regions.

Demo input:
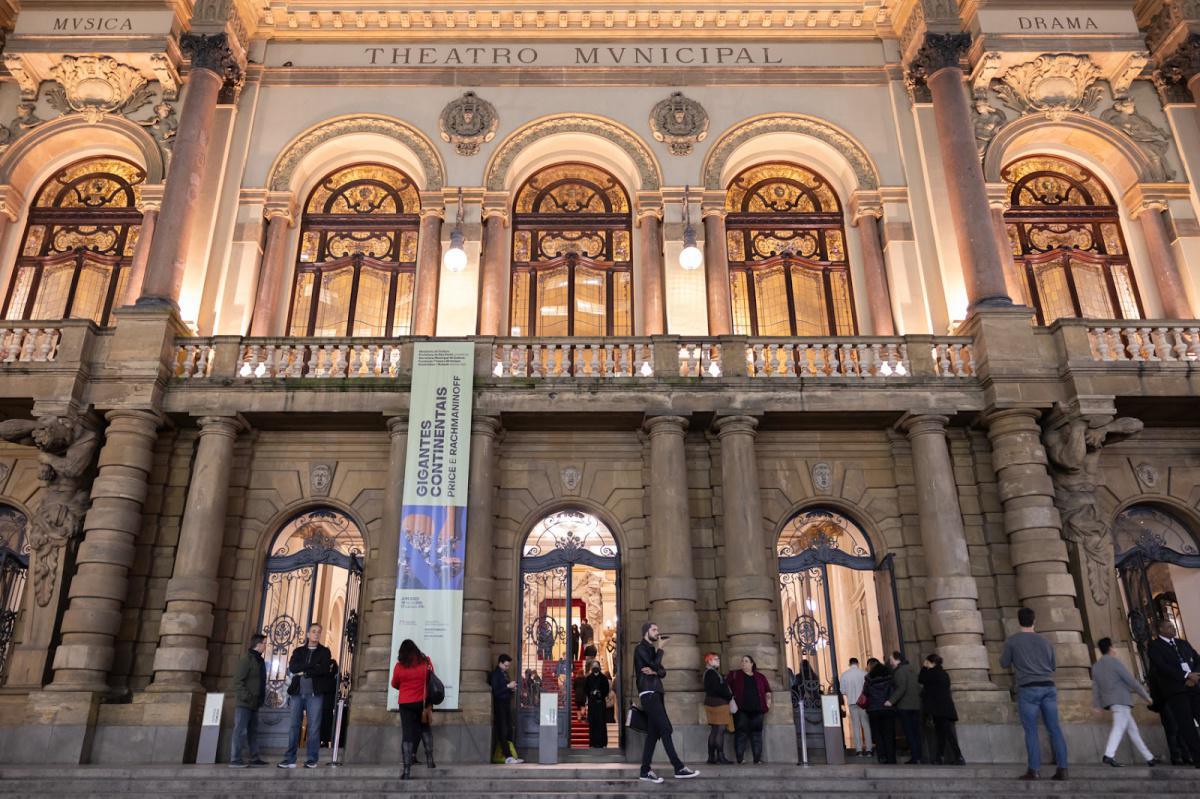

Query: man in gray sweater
[1000,607,1068,781]
[1092,637,1157,767]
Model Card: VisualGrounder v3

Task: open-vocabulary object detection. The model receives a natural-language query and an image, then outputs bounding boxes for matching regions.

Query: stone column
[645,416,702,717]
[907,34,1011,310]
[0,185,23,254]
[1130,197,1192,319]
[248,198,296,336]
[637,208,666,336]
[703,207,733,335]
[148,415,244,691]
[713,415,778,683]
[360,416,407,696]
[47,409,161,691]
[477,209,509,336]
[460,416,502,721]
[138,34,243,308]
[985,183,1029,306]
[121,185,163,307]
[982,408,1090,687]
[412,209,443,336]
[1155,34,1200,140]
[899,414,992,689]
[850,193,895,336]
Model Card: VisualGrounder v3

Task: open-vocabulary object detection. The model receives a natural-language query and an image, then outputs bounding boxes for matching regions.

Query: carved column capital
[1154,32,1200,105]
[897,412,951,438]
[985,182,1011,212]
[181,32,245,101]
[849,190,885,225]
[644,414,688,439]
[713,413,759,440]
[386,415,409,438]
[905,32,971,103]
[1124,184,1172,220]
[137,184,165,214]
[471,414,502,439]
[0,183,25,222]
[263,192,297,225]
[195,414,246,440]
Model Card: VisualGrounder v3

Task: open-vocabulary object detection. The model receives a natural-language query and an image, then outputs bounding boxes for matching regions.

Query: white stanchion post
[330,698,346,766]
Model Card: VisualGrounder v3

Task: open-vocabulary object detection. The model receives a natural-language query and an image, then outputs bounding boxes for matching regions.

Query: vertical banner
[388,342,475,710]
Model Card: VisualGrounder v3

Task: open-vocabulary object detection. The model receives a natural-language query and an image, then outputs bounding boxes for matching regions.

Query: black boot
[717,746,733,765]
[422,730,436,768]
[706,746,717,765]
[401,742,413,780]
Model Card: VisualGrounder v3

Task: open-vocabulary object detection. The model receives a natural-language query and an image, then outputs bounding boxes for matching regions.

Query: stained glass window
[287,163,421,337]
[724,162,856,336]
[509,163,633,336]
[1002,155,1142,325]
[2,157,144,326]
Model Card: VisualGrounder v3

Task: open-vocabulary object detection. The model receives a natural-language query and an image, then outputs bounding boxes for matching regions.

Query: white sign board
[202,692,224,727]
[539,692,558,727]
[821,694,841,728]
[977,8,1139,36]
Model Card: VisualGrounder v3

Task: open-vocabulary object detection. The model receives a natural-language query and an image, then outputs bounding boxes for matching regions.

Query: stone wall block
[58,606,122,636]
[1007,536,1069,566]
[928,608,985,638]
[936,643,991,672]
[157,610,214,638]
[925,575,980,603]
[645,576,700,604]
[51,643,115,674]
[163,576,221,604]
[719,575,775,603]
[150,646,208,673]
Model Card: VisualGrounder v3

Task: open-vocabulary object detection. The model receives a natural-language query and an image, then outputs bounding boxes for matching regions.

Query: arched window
[2,156,145,327]
[1002,155,1142,325]
[287,164,421,337]
[725,162,856,336]
[0,504,30,684]
[510,163,633,336]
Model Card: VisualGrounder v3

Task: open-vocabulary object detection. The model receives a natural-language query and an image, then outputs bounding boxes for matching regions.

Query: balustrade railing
[0,326,61,363]
[745,340,911,378]
[1087,324,1200,363]
[932,339,976,377]
[237,340,404,378]
[491,340,653,378]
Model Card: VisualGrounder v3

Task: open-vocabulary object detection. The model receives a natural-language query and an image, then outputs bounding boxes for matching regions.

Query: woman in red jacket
[726,655,773,764]
[391,639,434,779]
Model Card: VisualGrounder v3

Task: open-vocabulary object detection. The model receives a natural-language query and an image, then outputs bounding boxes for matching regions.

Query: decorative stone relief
[46,56,154,124]
[993,55,1103,120]
[438,91,498,156]
[1134,461,1159,489]
[1042,410,1143,606]
[649,92,709,156]
[1099,98,1175,180]
[904,32,971,104]
[0,415,99,607]
[561,466,581,493]
[309,462,334,497]
[1153,33,1200,105]
[811,462,833,494]
[0,460,10,491]
[972,97,1007,158]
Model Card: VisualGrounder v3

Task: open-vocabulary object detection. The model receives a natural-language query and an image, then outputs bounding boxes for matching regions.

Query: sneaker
[1102,756,1122,768]
[504,756,525,765]
[277,762,296,769]
[249,758,268,767]
[228,761,247,768]
[639,771,665,784]
[1146,758,1159,767]
[304,760,318,769]
[674,767,699,779]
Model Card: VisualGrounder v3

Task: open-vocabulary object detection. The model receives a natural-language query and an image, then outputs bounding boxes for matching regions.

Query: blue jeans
[231,707,259,763]
[283,693,324,764]
[1017,685,1068,771]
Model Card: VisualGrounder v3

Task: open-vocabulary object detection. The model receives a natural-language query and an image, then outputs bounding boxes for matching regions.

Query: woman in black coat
[863,657,897,764]
[918,653,964,765]
[702,653,734,764]
[584,662,610,747]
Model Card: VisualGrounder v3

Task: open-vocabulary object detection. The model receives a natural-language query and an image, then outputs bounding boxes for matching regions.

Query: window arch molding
[510,499,629,578]
[772,501,889,566]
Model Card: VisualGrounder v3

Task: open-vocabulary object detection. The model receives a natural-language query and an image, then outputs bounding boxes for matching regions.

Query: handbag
[856,693,868,709]
[728,698,738,715]
[426,665,446,706]
[626,703,648,732]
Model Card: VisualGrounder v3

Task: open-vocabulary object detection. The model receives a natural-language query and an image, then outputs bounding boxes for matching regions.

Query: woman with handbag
[919,653,965,765]
[702,653,734,764]
[391,639,435,780]
[725,655,772,764]
[863,657,897,764]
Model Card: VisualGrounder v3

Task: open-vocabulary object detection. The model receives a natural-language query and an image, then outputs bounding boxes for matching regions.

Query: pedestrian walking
[1000,607,1069,781]
[840,657,872,757]
[1146,620,1200,769]
[278,623,335,769]
[490,653,524,764]
[635,622,699,783]
[585,662,611,747]
[391,639,435,780]
[726,655,772,764]
[229,633,268,768]
[702,653,734,764]
[1092,637,1157,767]
[918,653,963,765]
[863,657,896,764]
[884,651,924,763]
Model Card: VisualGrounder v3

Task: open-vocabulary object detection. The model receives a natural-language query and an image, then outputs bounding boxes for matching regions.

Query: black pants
[399,702,423,751]
[929,716,963,764]
[493,699,515,759]
[708,723,727,756]
[868,709,896,763]
[734,711,765,763]
[897,708,924,762]
[639,693,684,775]
[588,700,608,747]
[1164,690,1200,762]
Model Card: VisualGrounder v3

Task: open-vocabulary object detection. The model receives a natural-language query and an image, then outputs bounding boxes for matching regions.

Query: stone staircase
[1,763,1198,798]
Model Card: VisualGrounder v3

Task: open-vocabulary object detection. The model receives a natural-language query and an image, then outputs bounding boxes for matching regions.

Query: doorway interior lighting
[679,185,703,271]
[443,187,468,272]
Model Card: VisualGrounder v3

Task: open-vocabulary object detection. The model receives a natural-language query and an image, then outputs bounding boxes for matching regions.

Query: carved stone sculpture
[649,92,709,156]
[994,54,1103,120]
[1100,98,1174,180]
[438,91,498,156]
[47,56,155,124]
[1042,410,1143,606]
[0,416,99,606]
[972,97,1007,157]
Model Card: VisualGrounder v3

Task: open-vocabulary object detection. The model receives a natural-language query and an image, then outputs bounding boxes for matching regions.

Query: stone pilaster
[477,209,509,336]
[637,206,666,336]
[906,33,1012,313]
[412,209,444,336]
[1127,192,1193,319]
[248,197,297,336]
[121,186,163,307]
[982,408,1090,688]
[1154,32,1200,130]
[460,416,502,723]
[898,414,993,692]
[47,409,160,692]
[360,415,407,697]
[148,415,244,691]
[702,207,732,335]
[138,34,244,308]
[849,192,895,336]
[644,415,702,720]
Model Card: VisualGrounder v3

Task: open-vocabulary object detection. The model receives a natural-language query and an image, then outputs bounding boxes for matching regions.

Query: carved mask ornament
[48,56,154,124]
[439,91,499,156]
[649,92,709,156]
[993,54,1103,120]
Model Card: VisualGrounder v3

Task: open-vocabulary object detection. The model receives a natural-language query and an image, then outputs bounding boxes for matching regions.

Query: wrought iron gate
[0,505,29,685]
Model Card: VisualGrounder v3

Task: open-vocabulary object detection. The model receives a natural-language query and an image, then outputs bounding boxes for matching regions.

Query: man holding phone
[634,622,699,783]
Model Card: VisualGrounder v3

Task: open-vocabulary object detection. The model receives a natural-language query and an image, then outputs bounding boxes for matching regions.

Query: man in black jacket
[229,634,268,767]
[1146,620,1200,768]
[278,623,335,769]
[634,622,698,783]
[490,654,524,764]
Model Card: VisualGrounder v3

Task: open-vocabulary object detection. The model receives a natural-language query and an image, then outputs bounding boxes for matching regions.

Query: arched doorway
[0,504,29,684]
[517,509,620,753]
[1114,505,1200,674]
[256,508,365,748]
[777,508,901,745]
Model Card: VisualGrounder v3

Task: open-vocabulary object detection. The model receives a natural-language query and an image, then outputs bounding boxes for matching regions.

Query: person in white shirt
[840,657,872,756]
